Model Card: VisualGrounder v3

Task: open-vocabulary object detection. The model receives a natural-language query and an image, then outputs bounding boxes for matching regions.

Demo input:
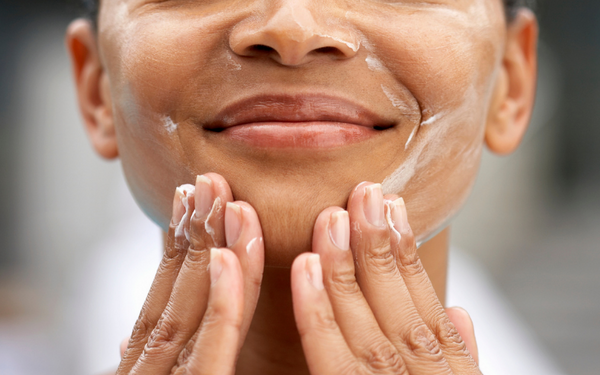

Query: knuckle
[171,365,188,375]
[130,314,154,344]
[365,245,397,275]
[297,308,338,338]
[177,336,196,365]
[360,344,406,374]
[144,315,186,353]
[202,305,243,332]
[396,254,423,277]
[165,232,187,259]
[185,244,210,265]
[435,318,469,354]
[163,245,184,262]
[328,271,361,298]
[404,324,445,363]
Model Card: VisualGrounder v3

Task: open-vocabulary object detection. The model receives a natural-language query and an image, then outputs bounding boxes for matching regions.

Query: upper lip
[204,94,395,130]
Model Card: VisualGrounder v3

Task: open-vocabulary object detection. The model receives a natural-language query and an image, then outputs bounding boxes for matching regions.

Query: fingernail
[210,248,223,285]
[171,188,186,225]
[306,254,324,290]
[364,184,384,227]
[225,202,242,247]
[195,175,214,219]
[329,211,350,251]
[391,198,409,233]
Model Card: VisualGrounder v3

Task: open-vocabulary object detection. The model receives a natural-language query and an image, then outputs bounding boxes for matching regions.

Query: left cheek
[367,18,501,116]
[117,18,225,118]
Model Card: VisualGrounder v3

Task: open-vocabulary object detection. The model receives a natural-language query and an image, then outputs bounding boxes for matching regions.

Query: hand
[292,182,480,374]
[117,173,264,375]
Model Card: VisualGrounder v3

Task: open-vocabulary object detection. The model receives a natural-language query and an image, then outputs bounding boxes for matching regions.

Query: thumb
[445,307,479,365]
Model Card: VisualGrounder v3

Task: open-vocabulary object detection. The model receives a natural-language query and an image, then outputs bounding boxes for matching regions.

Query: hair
[81,0,532,27]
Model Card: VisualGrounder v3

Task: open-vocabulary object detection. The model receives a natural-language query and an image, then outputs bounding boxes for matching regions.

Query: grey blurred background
[0,1,598,374]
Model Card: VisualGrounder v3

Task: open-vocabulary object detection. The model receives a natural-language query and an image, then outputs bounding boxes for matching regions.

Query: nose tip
[229,5,359,66]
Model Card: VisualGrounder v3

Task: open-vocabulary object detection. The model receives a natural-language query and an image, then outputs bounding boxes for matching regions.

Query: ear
[485,9,538,155]
[66,19,118,159]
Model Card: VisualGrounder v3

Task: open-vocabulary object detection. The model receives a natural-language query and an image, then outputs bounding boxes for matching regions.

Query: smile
[204,94,396,149]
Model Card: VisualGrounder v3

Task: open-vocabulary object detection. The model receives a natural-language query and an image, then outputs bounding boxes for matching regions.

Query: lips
[203,94,394,149]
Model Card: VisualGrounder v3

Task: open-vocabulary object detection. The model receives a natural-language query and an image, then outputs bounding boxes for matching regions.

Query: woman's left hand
[291,182,481,374]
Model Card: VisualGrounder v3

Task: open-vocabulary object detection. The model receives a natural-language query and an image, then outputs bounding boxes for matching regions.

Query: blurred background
[0,1,598,374]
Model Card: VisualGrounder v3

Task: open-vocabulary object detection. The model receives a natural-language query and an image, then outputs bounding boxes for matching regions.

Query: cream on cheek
[348,6,503,243]
[381,89,488,244]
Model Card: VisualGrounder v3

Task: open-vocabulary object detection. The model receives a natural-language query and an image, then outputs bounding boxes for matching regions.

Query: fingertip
[312,207,345,249]
[204,172,234,202]
[291,253,313,289]
[446,306,478,365]
[234,201,263,235]
[120,336,129,358]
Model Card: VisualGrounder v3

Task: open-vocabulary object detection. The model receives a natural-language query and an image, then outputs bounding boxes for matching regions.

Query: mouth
[203,94,396,149]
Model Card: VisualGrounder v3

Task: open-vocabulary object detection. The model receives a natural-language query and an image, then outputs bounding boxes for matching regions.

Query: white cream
[366,55,384,72]
[420,112,444,126]
[205,197,223,244]
[163,116,178,134]
[225,51,242,71]
[385,200,402,241]
[175,184,195,242]
[405,126,418,149]
[381,84,414,113]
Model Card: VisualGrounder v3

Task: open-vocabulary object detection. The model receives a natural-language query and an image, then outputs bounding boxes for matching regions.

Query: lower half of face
[104,0,504,266]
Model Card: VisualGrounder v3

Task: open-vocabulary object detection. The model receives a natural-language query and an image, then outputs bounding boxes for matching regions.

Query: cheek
[363,19,502,242]
[116,18,224,115]
[105,20,226,229]
[393,102,487,243]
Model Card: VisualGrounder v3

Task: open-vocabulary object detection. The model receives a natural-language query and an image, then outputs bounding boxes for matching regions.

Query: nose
[229,1,359,66]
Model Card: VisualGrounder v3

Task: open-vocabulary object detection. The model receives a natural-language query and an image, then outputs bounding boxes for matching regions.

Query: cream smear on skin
[163,116,178,134]
[204,197,223,244]
[225,51,242,71]
[175,184,195,241]
[381,85,485,244]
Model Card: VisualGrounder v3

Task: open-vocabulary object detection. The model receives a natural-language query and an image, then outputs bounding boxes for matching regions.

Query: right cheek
[115,112,191,231]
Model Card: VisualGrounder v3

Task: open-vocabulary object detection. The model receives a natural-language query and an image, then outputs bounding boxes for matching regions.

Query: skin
[66,0,538,373]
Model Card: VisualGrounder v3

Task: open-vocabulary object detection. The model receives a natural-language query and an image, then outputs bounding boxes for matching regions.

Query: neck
[236,228,450,375]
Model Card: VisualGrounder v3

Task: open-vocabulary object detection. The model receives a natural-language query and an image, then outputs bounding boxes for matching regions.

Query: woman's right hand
[117,173,265,375]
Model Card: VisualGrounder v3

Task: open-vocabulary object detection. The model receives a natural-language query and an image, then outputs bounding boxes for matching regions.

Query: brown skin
[67,1,537,373]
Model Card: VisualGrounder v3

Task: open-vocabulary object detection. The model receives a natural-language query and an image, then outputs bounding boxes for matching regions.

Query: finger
[313,207,407,373]
[130,175,231,373]
[200,173,234,248]
[225,201,265,347]
[389,199,479,372]
[348,182,452,373]
[291,253,358,375]
[118,185,194,373]
[182,249,245,375]
[121,336,130,359]
[446,307,479,365]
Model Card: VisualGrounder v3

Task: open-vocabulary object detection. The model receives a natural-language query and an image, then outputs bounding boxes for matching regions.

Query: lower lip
[220,122,379,149]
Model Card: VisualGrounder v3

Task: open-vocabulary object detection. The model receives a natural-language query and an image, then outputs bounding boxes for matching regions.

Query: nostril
[249,44,275,53]
[314,46,346,58]
[315,47,337,54]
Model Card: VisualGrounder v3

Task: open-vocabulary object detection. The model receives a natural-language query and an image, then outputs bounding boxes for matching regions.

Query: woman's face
[98,0,506,265]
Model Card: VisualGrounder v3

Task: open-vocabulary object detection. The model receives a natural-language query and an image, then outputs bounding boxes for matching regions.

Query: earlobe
[66,19,119,159]
[485,9,538,155]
